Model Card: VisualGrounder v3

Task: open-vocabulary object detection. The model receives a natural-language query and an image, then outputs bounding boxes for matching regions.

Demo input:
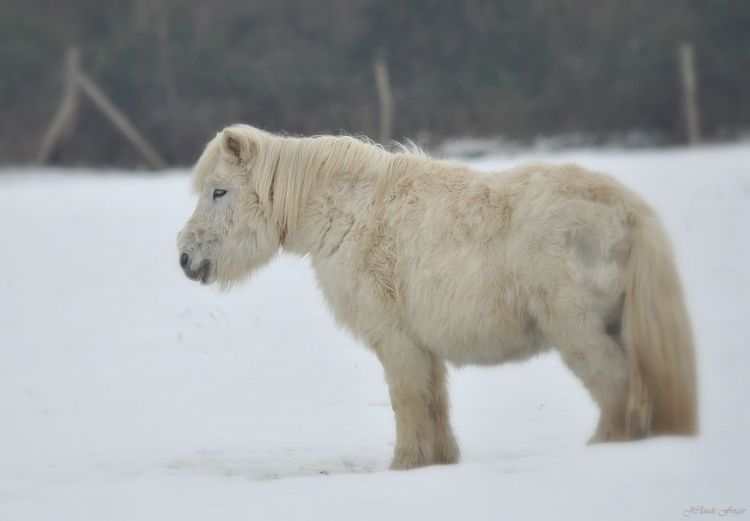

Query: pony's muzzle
[179,253,212,284]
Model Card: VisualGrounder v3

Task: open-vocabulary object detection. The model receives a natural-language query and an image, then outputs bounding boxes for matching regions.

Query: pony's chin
[198,263,216,285]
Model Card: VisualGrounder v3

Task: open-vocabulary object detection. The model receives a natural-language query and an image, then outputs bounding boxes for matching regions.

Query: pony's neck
[272,134,395,254]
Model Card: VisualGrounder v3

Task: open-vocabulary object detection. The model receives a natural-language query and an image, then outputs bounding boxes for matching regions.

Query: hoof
[389,454,429,470]
[434,438,460,464]
[588,416,631,444]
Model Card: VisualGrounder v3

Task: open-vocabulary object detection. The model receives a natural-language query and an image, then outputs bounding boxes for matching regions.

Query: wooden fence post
[374,53,394,144]
[37,47,81,164]
[37,45,166,169]
[678,42,701,145]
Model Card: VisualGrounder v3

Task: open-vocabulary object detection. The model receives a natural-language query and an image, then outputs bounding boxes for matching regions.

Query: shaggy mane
[193,125,432,235]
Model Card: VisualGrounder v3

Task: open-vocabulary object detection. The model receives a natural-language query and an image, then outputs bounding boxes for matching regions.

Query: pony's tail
[622,214,698,438]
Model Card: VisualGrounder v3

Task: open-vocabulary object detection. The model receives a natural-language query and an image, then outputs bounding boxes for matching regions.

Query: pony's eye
[213,189,228,200]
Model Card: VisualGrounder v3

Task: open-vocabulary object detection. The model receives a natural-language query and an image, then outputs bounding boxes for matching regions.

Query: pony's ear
[220,128,256,165]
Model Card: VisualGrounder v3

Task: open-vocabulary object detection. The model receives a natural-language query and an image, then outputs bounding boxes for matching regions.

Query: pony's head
[177,125,282,289]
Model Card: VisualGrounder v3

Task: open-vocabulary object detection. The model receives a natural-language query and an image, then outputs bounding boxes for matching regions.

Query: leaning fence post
[77,72,166,169]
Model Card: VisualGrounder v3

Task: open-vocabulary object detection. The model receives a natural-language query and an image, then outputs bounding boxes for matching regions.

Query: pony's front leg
[428,353,460,464]
[374,332,438,470]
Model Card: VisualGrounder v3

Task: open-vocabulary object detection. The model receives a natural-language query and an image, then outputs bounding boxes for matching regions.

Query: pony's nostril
[180,253,189,268]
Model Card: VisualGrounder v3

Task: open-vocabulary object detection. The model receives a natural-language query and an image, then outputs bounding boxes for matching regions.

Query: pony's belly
[398,263,545,365]
[314,253,546,365]
[406,313,546,367]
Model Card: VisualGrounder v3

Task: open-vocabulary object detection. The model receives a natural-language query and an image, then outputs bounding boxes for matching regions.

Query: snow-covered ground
[1,144,748,520]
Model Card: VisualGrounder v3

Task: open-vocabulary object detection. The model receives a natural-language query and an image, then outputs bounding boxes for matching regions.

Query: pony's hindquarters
[622,215,698,437]
[522,172,697,441]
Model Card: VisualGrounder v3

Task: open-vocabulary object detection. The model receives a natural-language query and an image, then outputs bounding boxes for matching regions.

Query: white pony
[177,124,697,469]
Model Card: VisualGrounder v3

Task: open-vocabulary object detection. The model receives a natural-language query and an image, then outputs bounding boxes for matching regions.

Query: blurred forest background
[1,0,749,167]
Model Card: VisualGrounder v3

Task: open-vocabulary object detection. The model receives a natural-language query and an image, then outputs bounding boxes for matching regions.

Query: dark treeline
[1,0,749,166]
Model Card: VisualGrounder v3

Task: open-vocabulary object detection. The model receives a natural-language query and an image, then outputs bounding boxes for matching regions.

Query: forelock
[191,133,222,193]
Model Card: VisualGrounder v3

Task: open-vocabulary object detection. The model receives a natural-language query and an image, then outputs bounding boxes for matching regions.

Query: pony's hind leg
[532,286,629,443]
[560,329,629,443]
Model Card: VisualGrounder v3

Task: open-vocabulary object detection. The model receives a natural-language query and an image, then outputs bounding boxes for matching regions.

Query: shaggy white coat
[177,125,697,469]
